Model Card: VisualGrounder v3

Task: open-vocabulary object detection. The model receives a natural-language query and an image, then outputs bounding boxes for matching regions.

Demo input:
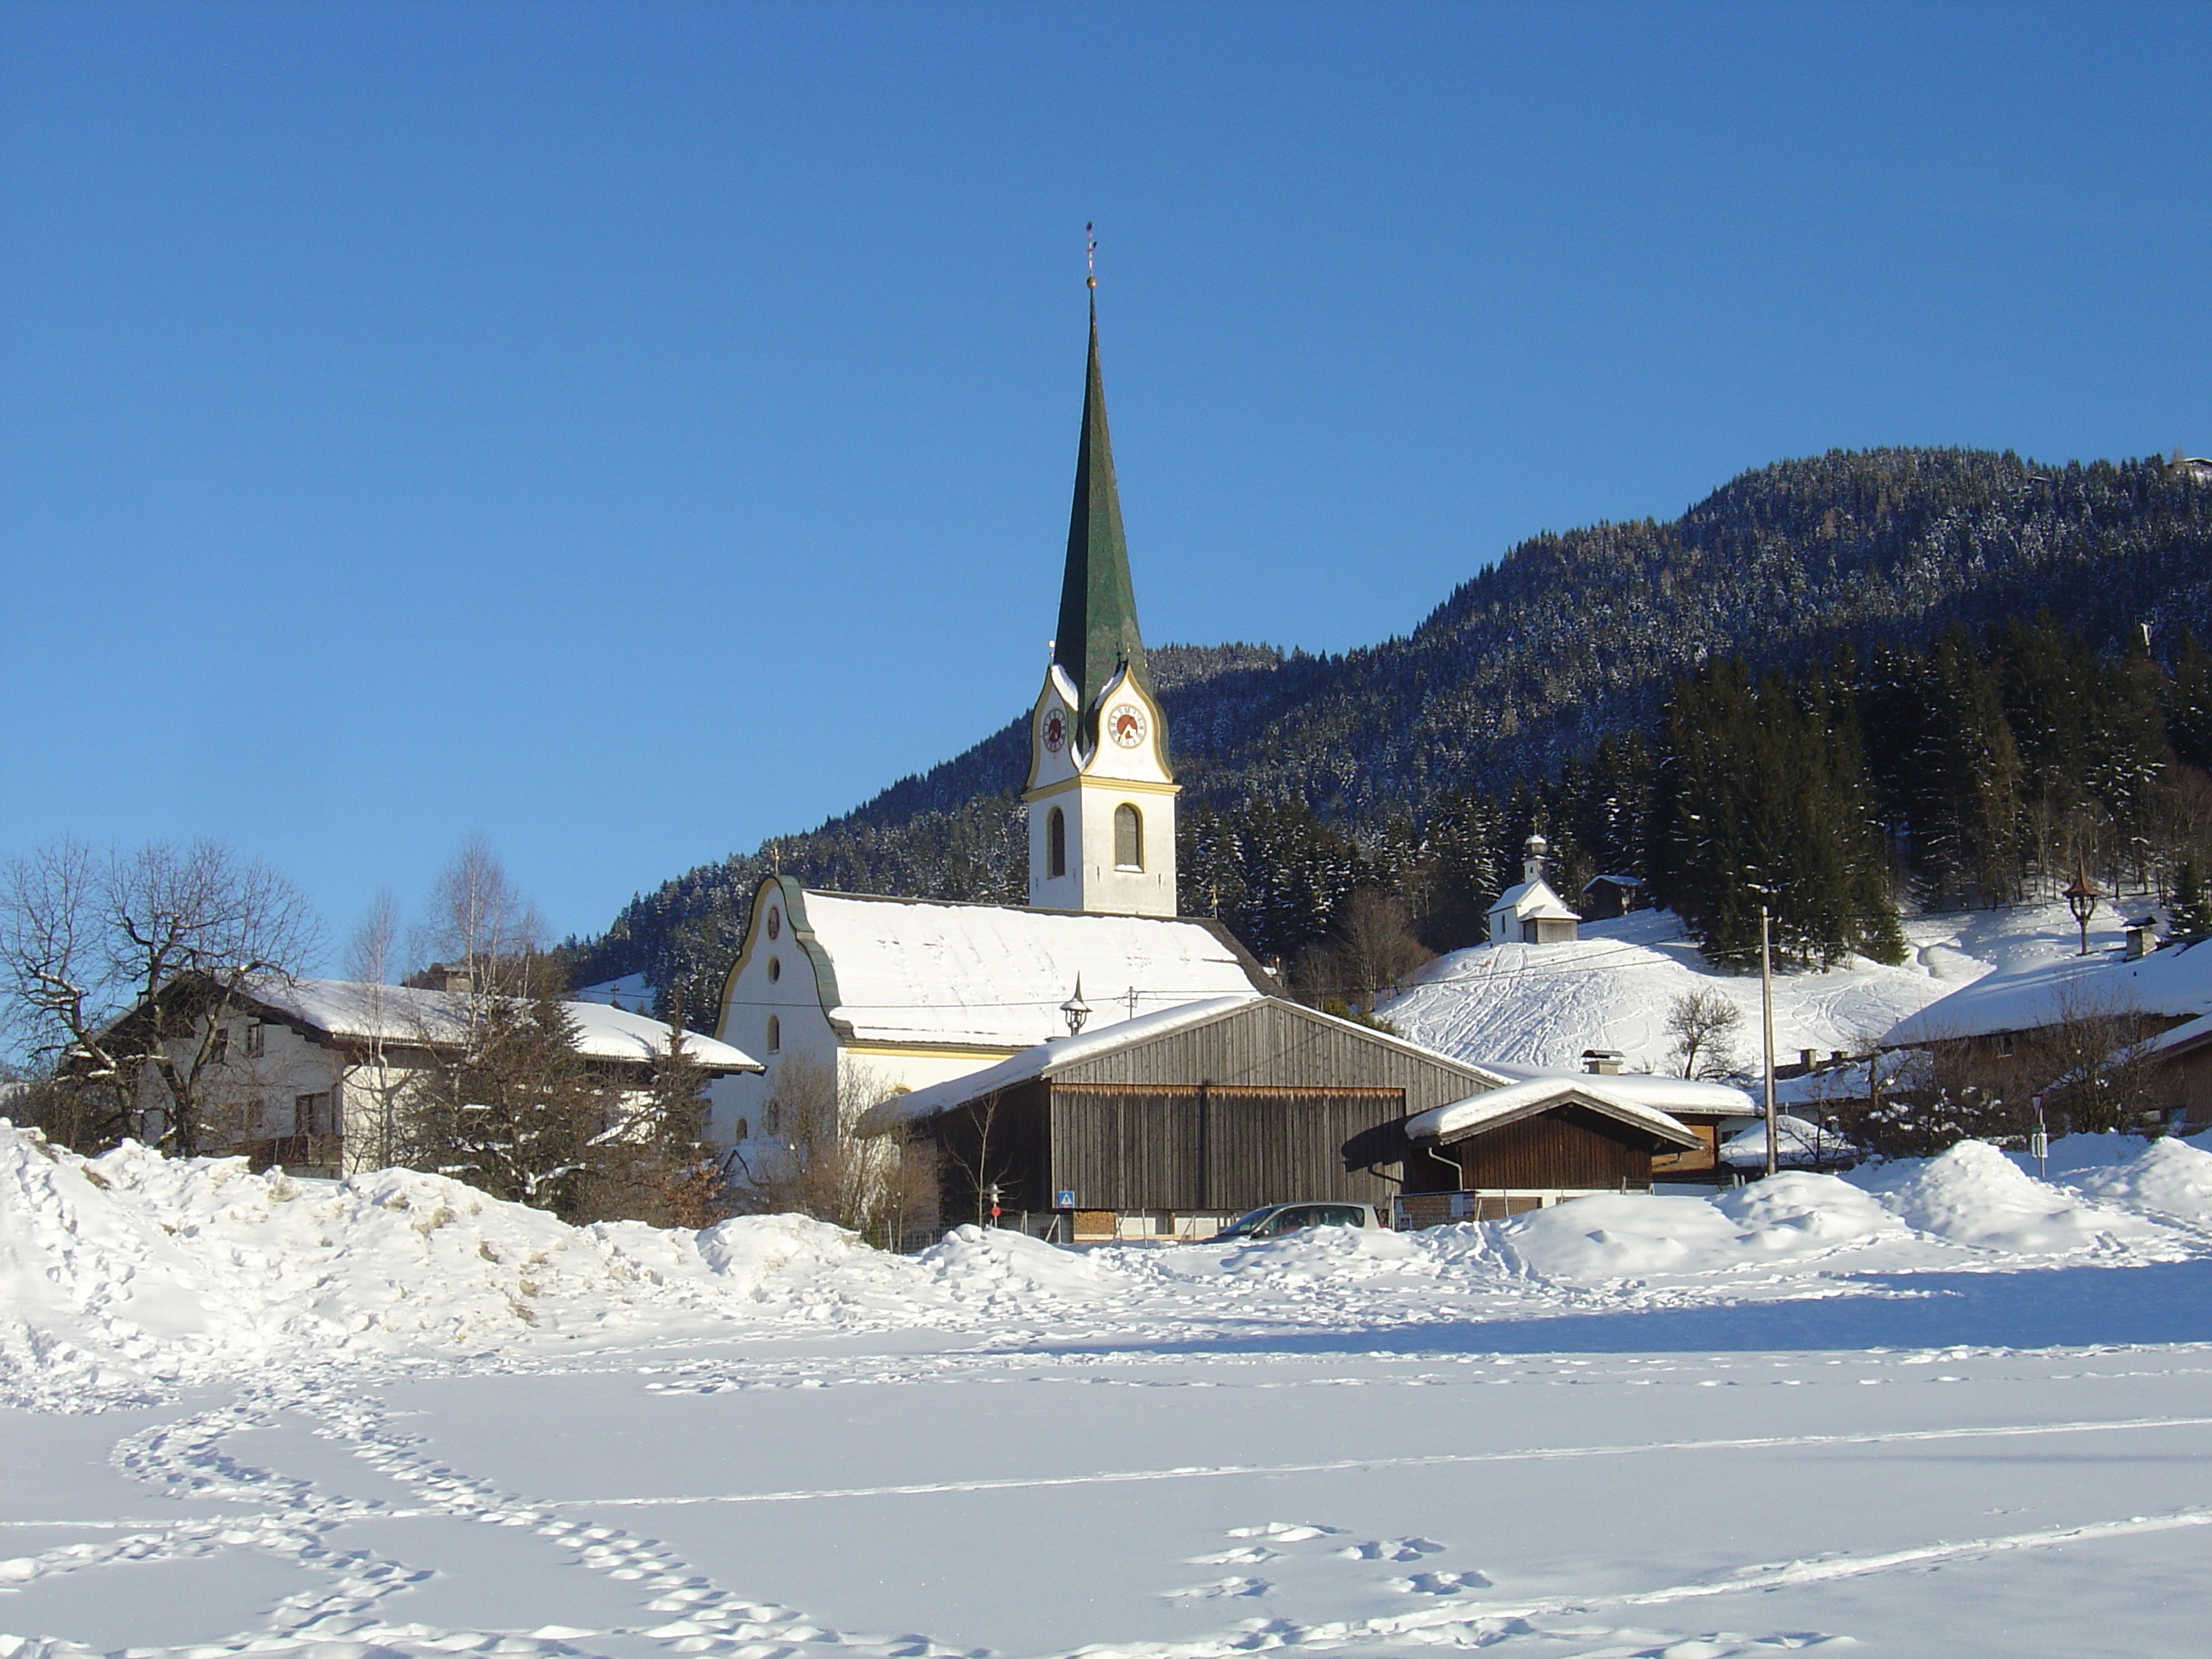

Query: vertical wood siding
[1046,1084,1404,1210]
[1447,1107,1652,1190]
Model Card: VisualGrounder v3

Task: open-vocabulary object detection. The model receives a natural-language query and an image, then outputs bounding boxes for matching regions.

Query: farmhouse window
[294,1092,335,1136]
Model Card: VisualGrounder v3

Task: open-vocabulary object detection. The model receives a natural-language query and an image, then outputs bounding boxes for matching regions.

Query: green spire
[1054,299,1150,720]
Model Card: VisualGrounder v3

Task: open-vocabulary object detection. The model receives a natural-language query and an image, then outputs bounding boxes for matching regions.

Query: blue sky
[3,2,2209,953]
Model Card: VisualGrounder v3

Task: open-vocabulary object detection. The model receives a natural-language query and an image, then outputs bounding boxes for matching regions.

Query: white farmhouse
[114,975,758,1176]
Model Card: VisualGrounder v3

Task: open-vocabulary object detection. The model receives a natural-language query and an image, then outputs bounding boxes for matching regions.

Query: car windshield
[1215,1206,1283,1239]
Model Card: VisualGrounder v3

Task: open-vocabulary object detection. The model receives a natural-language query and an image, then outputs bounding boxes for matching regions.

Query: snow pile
[0,1124,929,1407]
[918,1223,1120,1304]
[692,1212,888,1297]
[2069,1136,2212,1225]
[1472,1176,1904,1286]
[1860,1141,2164,1253]
[1199,1220,1429,1284]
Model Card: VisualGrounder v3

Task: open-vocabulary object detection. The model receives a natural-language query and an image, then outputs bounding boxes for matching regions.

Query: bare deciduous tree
[412,836,549,1000]
[344,888,406,1169]
[732,1055,937,1247]
[1295,887,1434,1018]
[0,838,323,1154]
[1666,987,1743,1080]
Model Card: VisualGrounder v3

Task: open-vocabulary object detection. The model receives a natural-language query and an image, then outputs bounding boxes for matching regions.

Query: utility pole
[1761,904,1778,1179]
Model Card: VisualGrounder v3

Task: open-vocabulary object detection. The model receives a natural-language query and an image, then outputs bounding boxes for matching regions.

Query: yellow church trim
[844,1039,1021,1062]
[1022,775,1183,804]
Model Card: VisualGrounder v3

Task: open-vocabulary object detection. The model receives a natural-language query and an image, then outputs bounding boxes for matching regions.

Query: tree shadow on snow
[1048,1260,2212,1359]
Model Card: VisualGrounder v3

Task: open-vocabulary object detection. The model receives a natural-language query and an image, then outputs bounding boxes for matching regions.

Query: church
[708,298,1274,1139]
[712,289,1734,1238]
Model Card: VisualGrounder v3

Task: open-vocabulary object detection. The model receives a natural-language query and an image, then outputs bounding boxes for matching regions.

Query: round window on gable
[768,956,781,982]
[766,1015,781,1053]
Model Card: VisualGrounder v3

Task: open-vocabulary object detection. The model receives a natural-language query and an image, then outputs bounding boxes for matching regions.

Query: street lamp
[1061,976,1091,1038]
[2065,859,2101,957]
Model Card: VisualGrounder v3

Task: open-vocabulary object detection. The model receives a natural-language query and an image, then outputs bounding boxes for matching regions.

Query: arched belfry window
[765,1015,780,1053]
[1115,803,1143,870]
[1048,806,1068,878]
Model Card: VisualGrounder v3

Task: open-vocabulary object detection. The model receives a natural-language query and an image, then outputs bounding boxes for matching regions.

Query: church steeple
[1053,300,1150,724]
[1022,282,1179,919]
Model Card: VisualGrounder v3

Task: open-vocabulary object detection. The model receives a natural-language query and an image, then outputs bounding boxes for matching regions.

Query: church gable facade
[711,875,1272,1138]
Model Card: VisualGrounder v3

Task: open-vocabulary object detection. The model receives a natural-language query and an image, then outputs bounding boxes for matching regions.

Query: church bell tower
[1022,294,1178,917]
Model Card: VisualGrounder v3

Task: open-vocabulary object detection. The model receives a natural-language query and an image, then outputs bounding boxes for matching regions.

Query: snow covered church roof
[1487,877,1580,924]
[855,994,1263,1131]
[243,978,760,1072]
[1883,935,2212,1048]
[748,881,1272,1051]
[1405,1077,1703,1150]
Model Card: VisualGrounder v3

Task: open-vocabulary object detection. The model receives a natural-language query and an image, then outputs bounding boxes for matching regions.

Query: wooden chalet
[1394,1077,1704,1224]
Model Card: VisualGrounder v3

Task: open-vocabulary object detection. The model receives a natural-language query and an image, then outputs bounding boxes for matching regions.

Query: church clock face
[1042,707,1067,754]
[1108,704,1147,748]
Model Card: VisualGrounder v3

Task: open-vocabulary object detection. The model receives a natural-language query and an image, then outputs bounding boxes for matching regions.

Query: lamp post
[1761,905,1778,1179]
[1061,977,1091,1038]
[2065,859,2101,957]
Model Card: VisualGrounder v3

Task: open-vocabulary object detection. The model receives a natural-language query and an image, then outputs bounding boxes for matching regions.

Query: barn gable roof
[1406,1078,1703,1150]
[855,994,1505,1132]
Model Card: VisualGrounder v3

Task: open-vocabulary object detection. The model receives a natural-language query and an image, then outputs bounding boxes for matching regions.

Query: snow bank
[1860,1141,2165,1253]
[2069,1137,2212,1225]
[0,1124,931,1408]
[919,1223,1120,1303]
[1472,1176,1904,1285]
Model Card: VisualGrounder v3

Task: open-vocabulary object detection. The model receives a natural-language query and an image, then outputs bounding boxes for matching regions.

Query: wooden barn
[855,994,1499,1241]
[1393,1077,1706,1224]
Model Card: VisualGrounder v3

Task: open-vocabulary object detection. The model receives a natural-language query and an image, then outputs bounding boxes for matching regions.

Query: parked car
[1206,1202,1387,1242]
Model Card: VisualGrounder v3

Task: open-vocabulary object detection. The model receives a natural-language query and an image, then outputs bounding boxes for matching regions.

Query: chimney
[1581,1048,1624,1075]
[405,961,474,996]
[1799,1048,1815,1070]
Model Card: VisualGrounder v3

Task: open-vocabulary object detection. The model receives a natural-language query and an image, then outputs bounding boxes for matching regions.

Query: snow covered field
[7,1121,2212,1659]
[1381,900,2141,1075]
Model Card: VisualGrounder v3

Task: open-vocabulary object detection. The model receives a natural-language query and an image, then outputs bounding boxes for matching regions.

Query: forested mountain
[576,448,2212,1012]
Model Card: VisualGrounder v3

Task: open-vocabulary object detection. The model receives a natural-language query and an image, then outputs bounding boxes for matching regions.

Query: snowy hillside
[1381,899,2149,1075]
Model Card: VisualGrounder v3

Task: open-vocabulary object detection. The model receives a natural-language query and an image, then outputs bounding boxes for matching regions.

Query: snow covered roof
[1883,936,2212,1048]
[855,995,1265,1132]
[245,979,760,1073]
[1405,1077,1703,1149]
[779,887,1271,1050]
[1719,1114,1861,1167]
[1487,878,1580,923]
[1470,1063,1756,1119]
[1583,874,1644,891]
